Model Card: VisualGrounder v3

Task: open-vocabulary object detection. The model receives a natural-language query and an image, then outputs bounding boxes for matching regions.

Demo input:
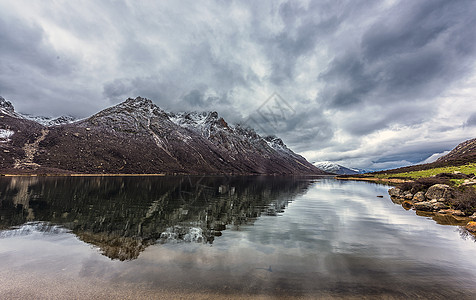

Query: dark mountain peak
[0,96,15,115]
[264,135,284,146]
[206,111,218,120]
[84,96,169,130]
[124,96,154,107]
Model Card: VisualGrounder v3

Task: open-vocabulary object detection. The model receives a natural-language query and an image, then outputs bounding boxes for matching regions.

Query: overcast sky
[1,0,476,170]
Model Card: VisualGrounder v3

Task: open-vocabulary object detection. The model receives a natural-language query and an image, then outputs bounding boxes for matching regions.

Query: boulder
[413,201,433,211]
[465,221,476,233]
[404,193,414,200]
[388,188,403,198]
[425,184,454,200]
[432,202,448,210]
[412,191,426,202]
[402,200,413,209]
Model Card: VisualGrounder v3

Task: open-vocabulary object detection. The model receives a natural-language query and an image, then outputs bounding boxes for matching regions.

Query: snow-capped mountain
[1,96,76,126]
[1,96,327,175]
[22,114,76,127]
[313,161,367,175]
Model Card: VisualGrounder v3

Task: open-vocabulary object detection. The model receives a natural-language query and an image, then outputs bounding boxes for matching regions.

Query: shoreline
[0,173,167,177]
[335,176,411,185]
[0,172,332,177]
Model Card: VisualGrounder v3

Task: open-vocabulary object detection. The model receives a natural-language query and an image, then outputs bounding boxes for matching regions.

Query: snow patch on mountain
[0,129,14,142]
[313,161,363,175]
[1,95,76,126]
[22,114,76,127]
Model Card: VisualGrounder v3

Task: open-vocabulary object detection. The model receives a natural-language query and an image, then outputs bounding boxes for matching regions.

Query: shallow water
[0,176,475,299]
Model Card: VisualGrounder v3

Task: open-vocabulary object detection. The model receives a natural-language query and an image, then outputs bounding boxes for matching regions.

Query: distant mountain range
[313,161,369,175]
[0,96,327,175]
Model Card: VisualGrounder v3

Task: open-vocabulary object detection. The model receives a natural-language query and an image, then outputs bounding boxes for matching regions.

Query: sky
[1,0,476,170]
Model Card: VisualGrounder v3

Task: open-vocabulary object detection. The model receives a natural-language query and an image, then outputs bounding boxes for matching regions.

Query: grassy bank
[371,164,476,181]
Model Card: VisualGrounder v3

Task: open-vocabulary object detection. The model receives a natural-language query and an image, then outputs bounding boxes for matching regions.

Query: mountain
[372,138,476,175]
[435,138,476,165]
[0,96,75,126]
[313,161,367,175]
[0,96,326,175]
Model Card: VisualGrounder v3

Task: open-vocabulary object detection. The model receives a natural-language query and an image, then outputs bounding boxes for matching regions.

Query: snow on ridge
[0,129,14,142]
[22,114,77,127]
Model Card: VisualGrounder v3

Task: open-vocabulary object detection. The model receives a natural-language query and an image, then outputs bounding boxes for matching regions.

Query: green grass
[372,164,476,180]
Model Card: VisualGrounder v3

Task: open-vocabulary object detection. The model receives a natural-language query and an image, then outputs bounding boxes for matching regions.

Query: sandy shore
[0,271,368,300]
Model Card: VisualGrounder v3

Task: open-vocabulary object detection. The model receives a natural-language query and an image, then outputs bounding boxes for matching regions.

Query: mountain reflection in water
[0,176,312,260]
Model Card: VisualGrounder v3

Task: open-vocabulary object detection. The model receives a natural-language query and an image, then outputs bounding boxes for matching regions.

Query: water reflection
[1,177,476,298]
[0,176,312,260]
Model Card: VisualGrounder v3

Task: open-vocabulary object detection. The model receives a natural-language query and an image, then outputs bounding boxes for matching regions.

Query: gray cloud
[465,113,476,127]
[1,0,476,170]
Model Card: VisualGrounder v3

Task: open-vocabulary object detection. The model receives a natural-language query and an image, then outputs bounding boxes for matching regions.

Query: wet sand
[0,272,365,300]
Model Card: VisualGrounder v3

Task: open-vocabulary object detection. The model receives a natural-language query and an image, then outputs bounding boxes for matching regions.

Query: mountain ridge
[313,161,368,175]
[0,96,327,175]
[371,138,476,175]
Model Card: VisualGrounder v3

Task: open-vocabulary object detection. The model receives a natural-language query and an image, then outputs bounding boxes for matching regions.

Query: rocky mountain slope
[371,138,476,175]
[0,96,326,175]
[435,138,476,165]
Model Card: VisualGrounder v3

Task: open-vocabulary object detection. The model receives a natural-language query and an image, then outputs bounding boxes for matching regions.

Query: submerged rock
[438,209,465,216]
[465,221,476,233]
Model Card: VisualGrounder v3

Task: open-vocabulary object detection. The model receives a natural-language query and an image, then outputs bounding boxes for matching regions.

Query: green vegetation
[372,164,476,181]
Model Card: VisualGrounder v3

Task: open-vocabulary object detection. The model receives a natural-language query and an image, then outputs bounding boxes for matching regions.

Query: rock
[412,191,426,202]
[402,200,413,209]
[388,188,402,198]
[470,213,476,220]
[430,199,437,204]
[425,184,454,200]
[404,193,414,200]
[432,202,448,210]
[465,221,476,232]
[391,197,405,205]
[437,198,446,202]
[413,201,433,211]
[439,209,466,216]
[376,195,384,198]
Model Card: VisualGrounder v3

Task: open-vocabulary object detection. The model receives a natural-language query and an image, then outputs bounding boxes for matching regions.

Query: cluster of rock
[389,183,476,234]
[389,184,465,216]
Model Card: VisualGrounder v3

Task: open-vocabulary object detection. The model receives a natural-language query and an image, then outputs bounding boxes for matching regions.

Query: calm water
[1,176,476,299]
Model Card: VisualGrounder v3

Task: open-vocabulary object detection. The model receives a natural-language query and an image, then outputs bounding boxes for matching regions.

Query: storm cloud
[1,0,475,170]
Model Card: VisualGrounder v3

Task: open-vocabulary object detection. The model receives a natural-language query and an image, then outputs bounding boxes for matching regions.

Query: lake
[1,176,476,299]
